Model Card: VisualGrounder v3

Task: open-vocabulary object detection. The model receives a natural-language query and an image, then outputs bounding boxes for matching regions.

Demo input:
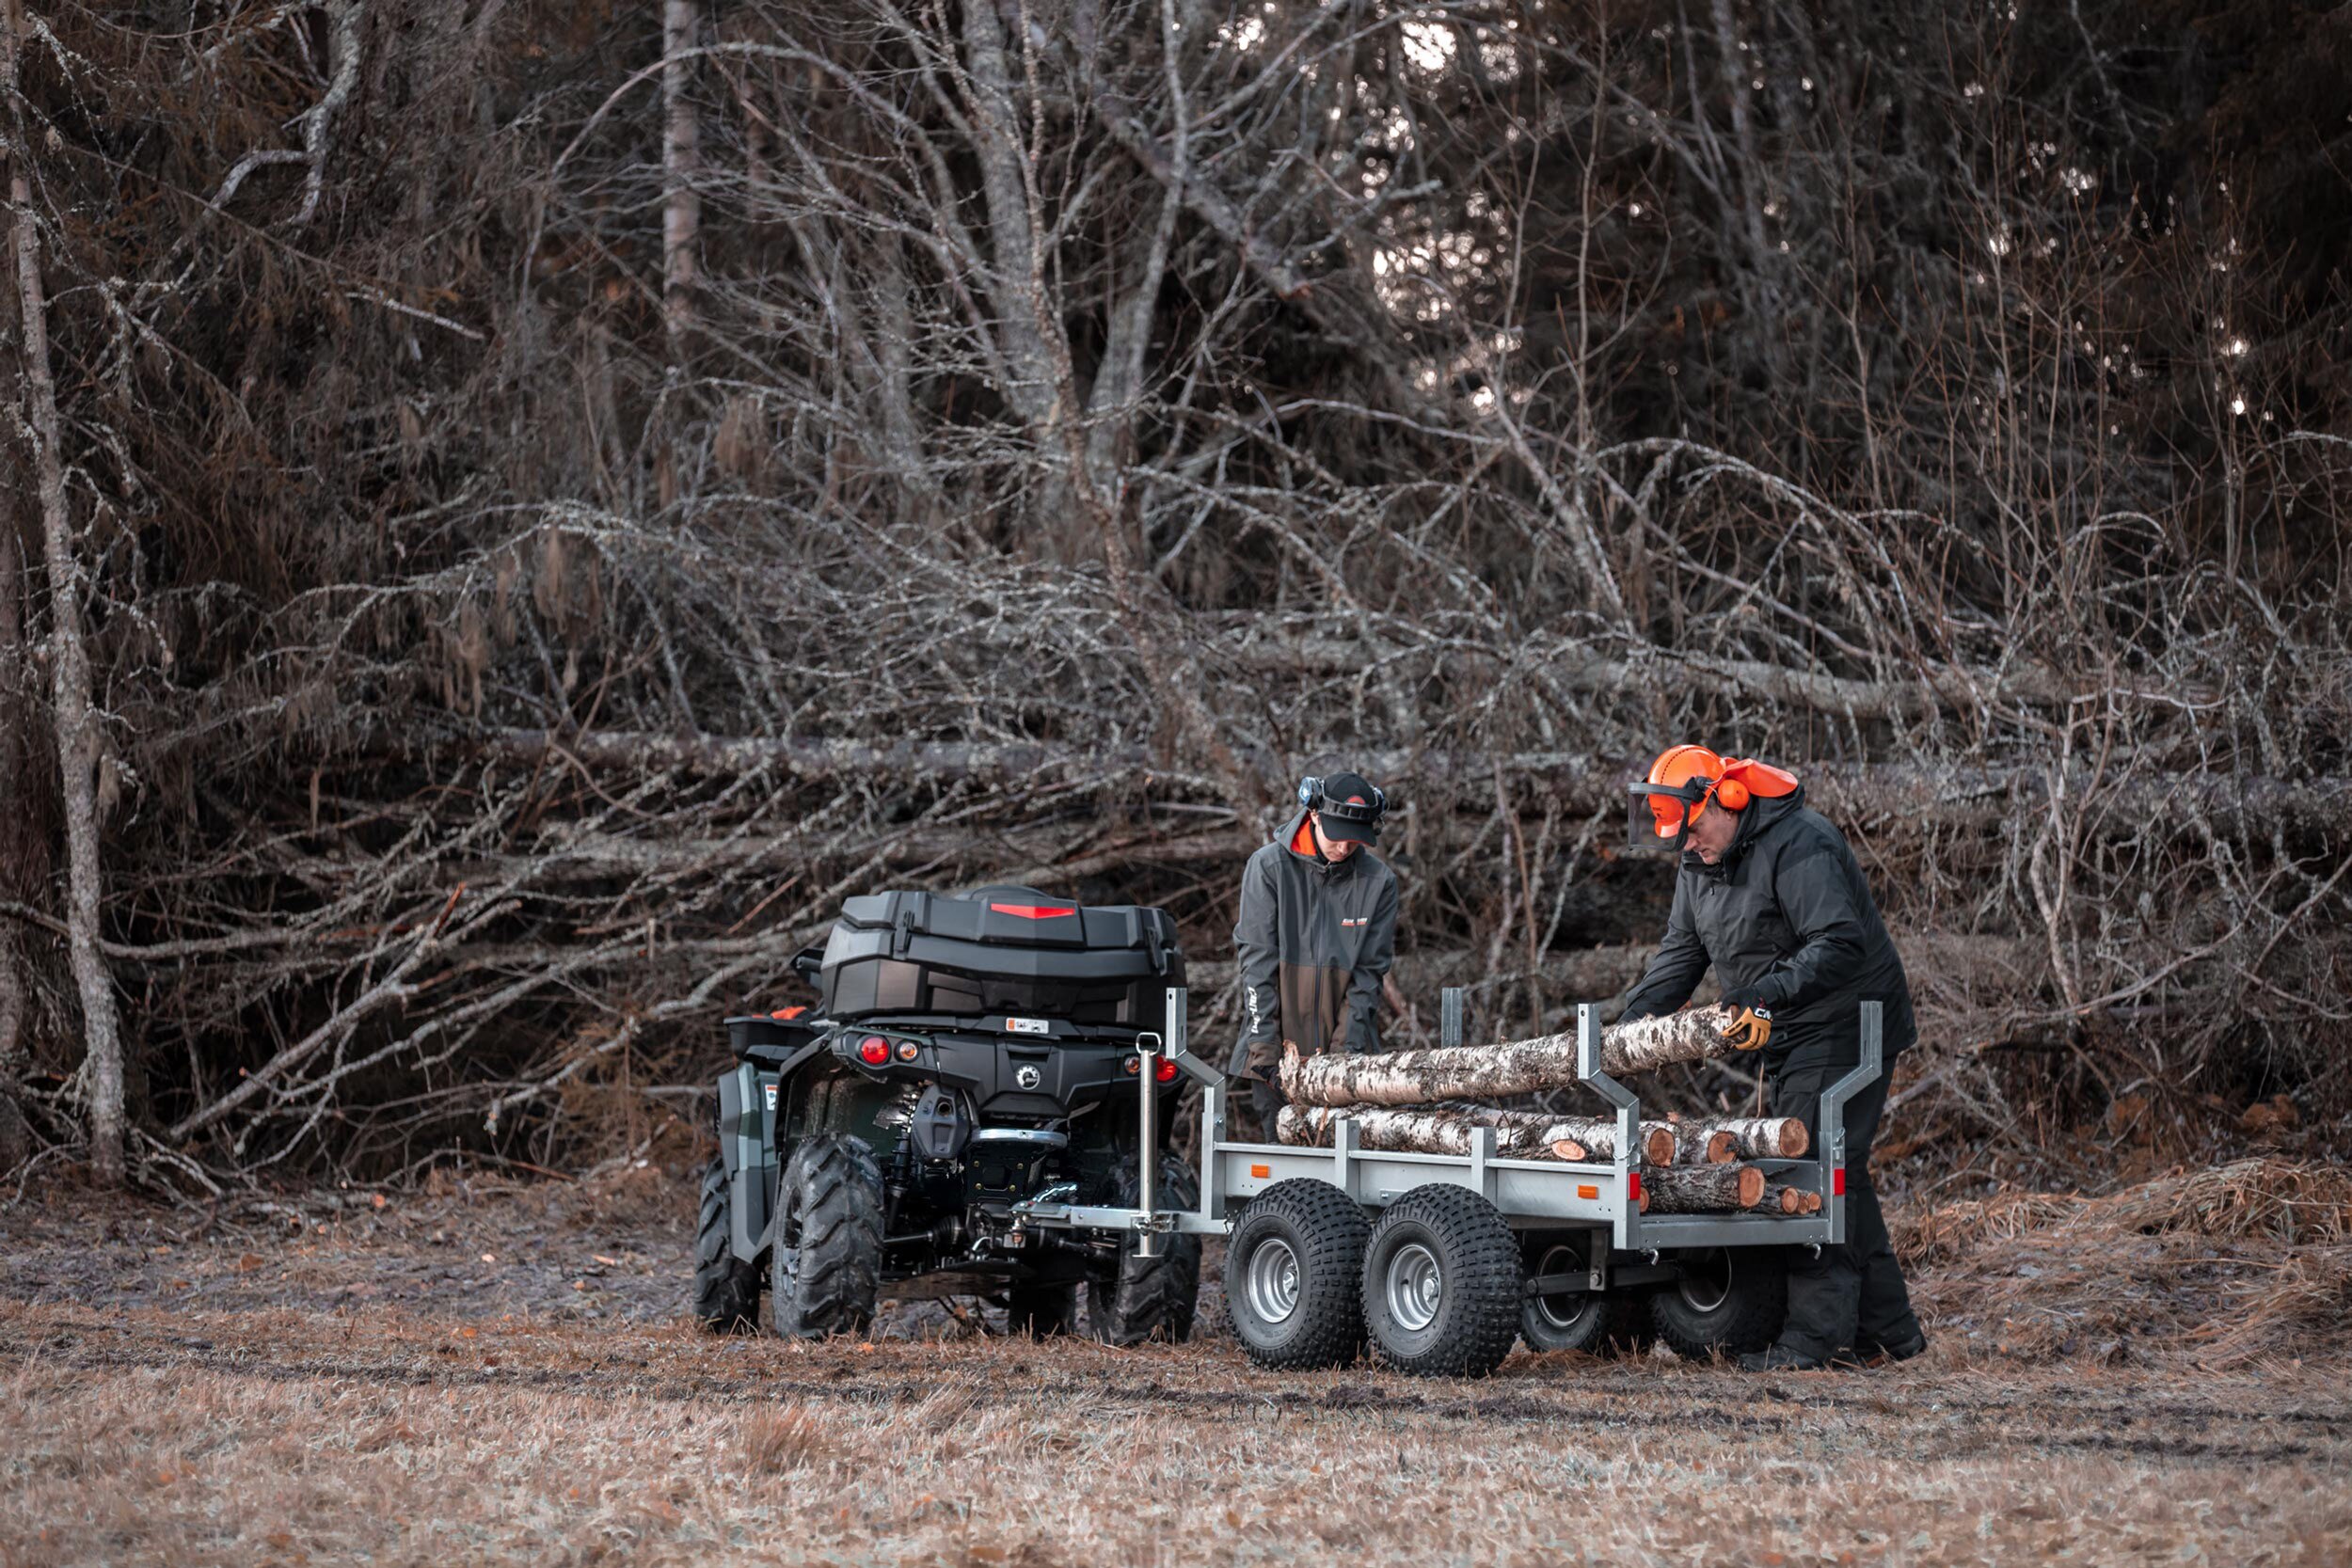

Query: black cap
[1313,770,1384,844]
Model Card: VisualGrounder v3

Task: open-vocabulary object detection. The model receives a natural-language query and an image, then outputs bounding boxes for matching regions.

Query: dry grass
[3,1165,2348,1565]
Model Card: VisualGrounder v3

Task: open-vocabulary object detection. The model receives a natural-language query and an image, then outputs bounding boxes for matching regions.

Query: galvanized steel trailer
[1012,987,1884,1375]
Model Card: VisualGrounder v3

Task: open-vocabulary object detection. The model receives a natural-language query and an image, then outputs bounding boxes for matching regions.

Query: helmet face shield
[1629,782,1707,852]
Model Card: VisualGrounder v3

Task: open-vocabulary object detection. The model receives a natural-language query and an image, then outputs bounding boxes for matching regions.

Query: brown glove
[1719,1004,1772,1053]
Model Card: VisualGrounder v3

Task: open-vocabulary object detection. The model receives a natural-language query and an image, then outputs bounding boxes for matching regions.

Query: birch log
[1279,1006,1744,1107]
[1278,1103,1677,1164]
[1758,1182,1808,1215]
[1670,1116,1810,1163]
[1638,1164,1766,1213]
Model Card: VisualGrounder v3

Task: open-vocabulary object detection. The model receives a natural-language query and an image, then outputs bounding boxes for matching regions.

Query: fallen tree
[1277,1102,1677,1164]
[1279,1006,1748,1106]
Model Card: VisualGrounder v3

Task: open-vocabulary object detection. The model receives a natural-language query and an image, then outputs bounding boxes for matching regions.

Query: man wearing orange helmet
[1623,745,1926,1372]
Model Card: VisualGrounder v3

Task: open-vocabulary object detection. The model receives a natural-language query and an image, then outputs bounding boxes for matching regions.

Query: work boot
[1736,1343,1832,1372]
[1859,1328,1929,1367]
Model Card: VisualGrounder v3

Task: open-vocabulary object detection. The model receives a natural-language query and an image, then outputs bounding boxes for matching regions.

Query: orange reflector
[1249,1164,1271,1180]
[1576,1183,1598,1200]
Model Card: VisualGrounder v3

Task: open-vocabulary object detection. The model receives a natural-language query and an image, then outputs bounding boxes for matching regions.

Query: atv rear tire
[693,1154,764,1334]
[1518,1237,1651,1355]
[1648,1245,1786,1361]
[1223,1178,1370,1370]
[1086,1156,1202,1346]
[1006,1283,1078,1338]
[769,1133,884,1338]
[1361,1184,1520,1378]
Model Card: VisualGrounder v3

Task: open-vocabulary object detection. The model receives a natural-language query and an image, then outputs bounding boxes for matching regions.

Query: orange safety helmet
[1629,746,1800,850]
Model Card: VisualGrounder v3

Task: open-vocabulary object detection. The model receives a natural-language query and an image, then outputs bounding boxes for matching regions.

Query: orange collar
[1289,816,1319,858]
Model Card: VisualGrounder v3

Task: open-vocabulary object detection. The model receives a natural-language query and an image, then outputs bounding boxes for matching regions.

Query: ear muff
[1714,778,1750,812]
[1298,776,1321,809]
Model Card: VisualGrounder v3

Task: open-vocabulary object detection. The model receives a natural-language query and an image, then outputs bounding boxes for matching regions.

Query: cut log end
[1703,1130,1738,1164]
[1551,1139,1588,1162]
[1645,1126,1677,1165]
[1734,1165,1765,1208]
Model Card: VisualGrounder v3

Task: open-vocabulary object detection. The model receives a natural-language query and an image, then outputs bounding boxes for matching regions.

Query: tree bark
[1279,1006,1746,1107]
[1671,1116,1809,1162]
[5,0,125,1185]
[1277,1102,1676,1164]
[1640,1163,1766,1213]
[1758,1181,1808,1215]
[660,0,701,355]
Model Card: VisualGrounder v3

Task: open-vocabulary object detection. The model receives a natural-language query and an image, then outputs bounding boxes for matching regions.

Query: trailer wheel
[692,1154,763,1333]
[1648,1245,1786,1360]
[1518,1239,1652,1356]
[769,1133,884,1338]
[1087,1156,1203,1346]
[1361,1185,1520,1378]
[1223,1179,1370,1370]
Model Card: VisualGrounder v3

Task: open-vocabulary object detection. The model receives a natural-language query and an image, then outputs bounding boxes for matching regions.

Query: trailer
[1010,988,1884,1376]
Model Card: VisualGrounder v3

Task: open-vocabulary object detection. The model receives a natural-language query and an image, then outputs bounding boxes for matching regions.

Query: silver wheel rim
[1246,1236,1301,1325]
[1386,1241,1443,1333]
[1533,1244,1592,1331]
[1678,1248,1732,1314]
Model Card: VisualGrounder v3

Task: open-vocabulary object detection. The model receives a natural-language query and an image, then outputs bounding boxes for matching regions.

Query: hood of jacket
[1687,781,1807,876]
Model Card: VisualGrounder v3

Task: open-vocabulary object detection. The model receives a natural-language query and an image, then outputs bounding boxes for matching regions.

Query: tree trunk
[660,0,701,355]
[5,0,126,1185]
[1277,1102,1677,1164]
[1639,1164,1766,1213]
[1279,1006,1745,1106]
[1671,1116,1809,1162]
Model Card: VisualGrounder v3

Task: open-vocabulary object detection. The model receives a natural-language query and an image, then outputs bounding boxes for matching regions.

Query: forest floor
[2,1164,2346,1567]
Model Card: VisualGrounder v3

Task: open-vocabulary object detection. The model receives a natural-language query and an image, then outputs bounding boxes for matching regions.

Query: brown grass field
[4,1164,2347,1567]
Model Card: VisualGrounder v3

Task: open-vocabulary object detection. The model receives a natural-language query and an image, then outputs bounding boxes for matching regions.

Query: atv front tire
[1087,1156,1202,1346]
[770,1133,885,1338]
[693,1154,764,1334]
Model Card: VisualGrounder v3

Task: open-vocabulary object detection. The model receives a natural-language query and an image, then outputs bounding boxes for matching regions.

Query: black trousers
[1248,1077,1284,1141]
[1767,1054,1921,1359]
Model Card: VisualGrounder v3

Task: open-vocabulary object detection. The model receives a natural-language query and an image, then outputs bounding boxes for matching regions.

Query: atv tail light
[857,1036,890,1066]
[896,1040,920,1062]
[1154,1058,1178,1083]
[1122,1057,1140,1075]
[989,902,1076,920]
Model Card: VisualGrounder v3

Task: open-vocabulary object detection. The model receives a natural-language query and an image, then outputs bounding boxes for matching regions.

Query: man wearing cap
[1228,770,1400,1133]
[1622,744,1927,1372]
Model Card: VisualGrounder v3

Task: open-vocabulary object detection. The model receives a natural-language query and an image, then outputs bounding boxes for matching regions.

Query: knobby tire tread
[1363,1185,1520,1378]
[693,1154,762,1333]
[1225,1178,1370,1370]
[771,1134,884,1338]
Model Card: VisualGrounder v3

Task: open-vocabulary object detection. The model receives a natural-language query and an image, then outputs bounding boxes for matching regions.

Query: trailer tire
[1087,1157,1202,1346]
[1518,1238,1652,1356]
[769,1133,884,1338]
[1361,1185,1521,1378]
[1648,1245,1786,1360]
[1223,1179,1369,1370]
[693,1154,764,1334]
[1006,1282,1078,1338]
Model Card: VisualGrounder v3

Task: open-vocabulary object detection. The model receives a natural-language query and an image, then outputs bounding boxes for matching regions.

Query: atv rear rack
[1011,988,1883,1253]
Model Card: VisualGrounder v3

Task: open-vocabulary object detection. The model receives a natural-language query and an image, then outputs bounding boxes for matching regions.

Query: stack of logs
[1274,1005,1818,1215]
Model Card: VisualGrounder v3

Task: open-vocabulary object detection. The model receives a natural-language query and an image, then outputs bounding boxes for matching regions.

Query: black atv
[694,886,1201,1344]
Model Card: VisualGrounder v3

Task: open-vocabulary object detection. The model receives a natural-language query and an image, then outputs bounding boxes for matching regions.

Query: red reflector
[1628,1171,1643,1203]
[1833,1168,1847,1196]
[1155,1058,1178,1083]
[1249,1164,1271,1179]
[989,903,1076,919]
[857,1036,890,1066]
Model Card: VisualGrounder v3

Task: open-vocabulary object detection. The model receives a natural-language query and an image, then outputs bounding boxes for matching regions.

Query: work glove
[1718,989,1772,1053]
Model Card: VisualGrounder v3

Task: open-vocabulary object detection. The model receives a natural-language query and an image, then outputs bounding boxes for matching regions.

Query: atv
[693,886,1202,1344]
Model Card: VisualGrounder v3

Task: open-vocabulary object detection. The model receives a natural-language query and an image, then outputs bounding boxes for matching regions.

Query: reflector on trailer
[1576,1183,1598,1200]
[1832,1168,1847,1196]
[1628,1170,1643,1204]
[1249,1164,1270,1179]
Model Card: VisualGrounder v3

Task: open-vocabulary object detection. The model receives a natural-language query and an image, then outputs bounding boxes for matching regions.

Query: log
[1275,1103,1675,1164]
[1758,1182,1808,1215]
[1279,1006,1745,1107]
[1671,1116,1810,1162]
[1639,1164,1767,1214]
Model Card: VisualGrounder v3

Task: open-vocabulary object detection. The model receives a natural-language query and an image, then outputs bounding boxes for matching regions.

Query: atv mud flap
[719,1063,777,1263]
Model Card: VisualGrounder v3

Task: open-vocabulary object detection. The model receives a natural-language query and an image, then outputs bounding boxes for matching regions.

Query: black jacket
[1620,784,1915,1068]
[1226,809,1400,1080]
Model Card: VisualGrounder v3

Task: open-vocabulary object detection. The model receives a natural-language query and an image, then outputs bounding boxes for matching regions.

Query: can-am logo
[1014,1065,1042,1090]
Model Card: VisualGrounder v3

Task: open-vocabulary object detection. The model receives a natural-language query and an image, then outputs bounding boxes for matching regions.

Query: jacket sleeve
[1230,853,1282,1077]
[1343,874,1400,1054]
[1619,873,1708,1022]
[1750,840,1869,1013]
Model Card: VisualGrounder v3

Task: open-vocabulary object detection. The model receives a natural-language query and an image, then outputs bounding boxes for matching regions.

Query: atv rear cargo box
[818,886,1184,1031]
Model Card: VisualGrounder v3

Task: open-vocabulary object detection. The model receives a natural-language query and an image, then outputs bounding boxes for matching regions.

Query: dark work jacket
[1226,810,1400,1081]
[1619,786,1915,1069]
